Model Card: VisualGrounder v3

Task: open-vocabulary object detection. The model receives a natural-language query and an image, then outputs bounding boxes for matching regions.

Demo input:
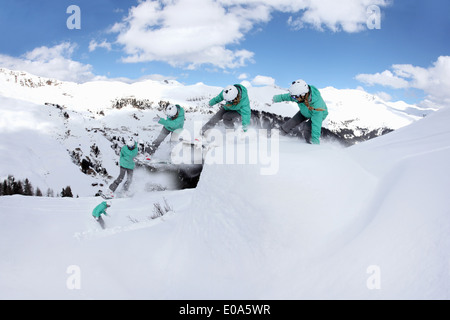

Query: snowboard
[179,138,219,151]
[99,191,114,200]
[135,155,172,166]
[96,216,106,229]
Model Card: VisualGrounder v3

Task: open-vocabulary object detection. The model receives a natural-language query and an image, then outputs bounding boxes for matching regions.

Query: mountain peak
[0,67,62,88]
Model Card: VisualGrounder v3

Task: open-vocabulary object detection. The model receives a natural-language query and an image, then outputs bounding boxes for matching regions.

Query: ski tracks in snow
[73,211,175,241]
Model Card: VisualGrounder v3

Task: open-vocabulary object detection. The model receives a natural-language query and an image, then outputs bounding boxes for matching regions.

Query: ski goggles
[291,94,306,101]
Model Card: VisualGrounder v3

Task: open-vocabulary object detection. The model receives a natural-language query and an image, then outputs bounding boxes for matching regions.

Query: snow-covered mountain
[0,67,434,197]
[0,68,448,300]
[0,97,448,300]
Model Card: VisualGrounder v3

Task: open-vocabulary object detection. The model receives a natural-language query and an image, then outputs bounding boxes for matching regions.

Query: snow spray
[171,122,279,175]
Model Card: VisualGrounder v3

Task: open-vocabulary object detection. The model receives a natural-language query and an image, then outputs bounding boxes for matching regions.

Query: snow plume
[171,127,280,176]
[356,56,450,109]
[110,0,391,69]
[0,42,97,83]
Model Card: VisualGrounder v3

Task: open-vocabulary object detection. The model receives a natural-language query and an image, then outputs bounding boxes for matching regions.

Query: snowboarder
[104,137,138,198]
[92,201,111,229]
[271,79,328,145]
[200,84,251,137]
[145,104,185,158]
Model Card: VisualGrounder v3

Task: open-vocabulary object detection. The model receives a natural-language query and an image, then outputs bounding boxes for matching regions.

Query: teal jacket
[119,142,138,170]
[159,105,185,132]
[209,84,251,131]
[273,85,328,144]
[92,201,108,218]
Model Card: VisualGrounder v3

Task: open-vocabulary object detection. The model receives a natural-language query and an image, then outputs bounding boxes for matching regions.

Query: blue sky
[0,0,449,107]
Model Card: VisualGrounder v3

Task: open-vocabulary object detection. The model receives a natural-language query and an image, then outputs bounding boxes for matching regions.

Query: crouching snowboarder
[145,104,185,159]
[92,201,111,229]
[104,137,138,199]
[272,79,328,145]
[200,84,251,137]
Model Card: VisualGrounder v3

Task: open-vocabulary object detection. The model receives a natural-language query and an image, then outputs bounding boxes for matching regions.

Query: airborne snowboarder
[103,137,138,199]
[145,104,185,159]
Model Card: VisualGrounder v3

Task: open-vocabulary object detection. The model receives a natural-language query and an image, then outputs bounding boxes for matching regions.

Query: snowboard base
[96,216,105,229]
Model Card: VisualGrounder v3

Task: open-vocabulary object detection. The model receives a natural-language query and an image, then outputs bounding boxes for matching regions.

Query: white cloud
[252,75,276,86]
[0,42,97,83]
[356,56,450,108]
[238,73,249,80]
[111,0,259,69]
[288,0,390,33]
[89,40,112,52]
[240,80,252,88]
[111,0,391,69]
[355,70,409,89]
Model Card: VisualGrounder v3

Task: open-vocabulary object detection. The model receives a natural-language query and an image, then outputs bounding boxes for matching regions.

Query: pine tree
[12,180,23,195]
[23,179,33,196]
[61,186,73,198]
[35,187,43,197]
[6,176,14,195]
[2,180,8,195]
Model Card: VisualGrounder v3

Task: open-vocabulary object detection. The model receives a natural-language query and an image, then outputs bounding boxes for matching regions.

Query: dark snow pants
[281,111,313,144]
[202,107,241,134]
[146,127,171,155]
[109,166,134,192]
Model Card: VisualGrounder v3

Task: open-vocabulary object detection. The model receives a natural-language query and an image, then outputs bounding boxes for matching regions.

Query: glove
[153,116,161,123]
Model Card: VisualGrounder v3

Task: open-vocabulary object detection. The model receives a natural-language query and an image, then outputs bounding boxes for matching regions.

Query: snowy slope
[0,67,216,113]
[0,67,432,128]
[0,67,435,196]
[0,96,96,195]
[0,107,449,299]
[0,68,447,299]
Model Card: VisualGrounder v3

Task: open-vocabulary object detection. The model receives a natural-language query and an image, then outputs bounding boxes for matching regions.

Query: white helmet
[126,137,135,148]
[223,85,238,102]
[289,79,309,97]
[165,104,178,118]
